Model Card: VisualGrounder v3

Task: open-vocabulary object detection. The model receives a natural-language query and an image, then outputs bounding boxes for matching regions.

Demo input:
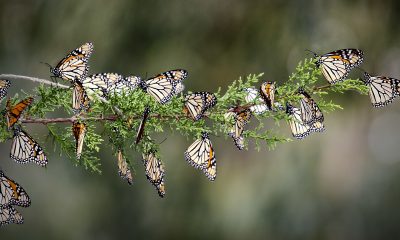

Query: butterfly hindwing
[0,205,24,226]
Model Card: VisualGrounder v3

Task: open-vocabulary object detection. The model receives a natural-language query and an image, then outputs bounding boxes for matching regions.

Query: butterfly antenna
[40,61,53,69]
[305,49,318,58]
[158,137,168,145]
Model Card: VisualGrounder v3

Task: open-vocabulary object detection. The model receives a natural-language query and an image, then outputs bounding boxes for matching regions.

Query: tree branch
[20,114,190,124]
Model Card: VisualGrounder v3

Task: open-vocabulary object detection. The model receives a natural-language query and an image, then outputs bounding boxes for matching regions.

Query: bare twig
[0,74,70,89]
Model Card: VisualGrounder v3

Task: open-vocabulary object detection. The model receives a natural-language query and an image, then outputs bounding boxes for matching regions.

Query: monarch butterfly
[0,170,31,207]
[363,72,400,107]
[0,79,10,101]
[0,205,24,226]
[72,81,90,114]
[183,92,217,121]
[311,49,363,84]
[142,152,165,197]
[135,107,150,145]
[228,109,252,150]
[6,97,34,129]
[117,150,133,185]
[184,132,216,181]
[10,125,48,167]
[260,81,275,110]
[286,103,324,139]
[298,88,324,125]
[139,69,188,104]
[49,42,94,82]
[72,122,86,159]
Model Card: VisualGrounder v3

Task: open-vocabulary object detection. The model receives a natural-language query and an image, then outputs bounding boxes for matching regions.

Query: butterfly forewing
[10,126,48,167]
[6,97,34,129]
[143,152,166,197]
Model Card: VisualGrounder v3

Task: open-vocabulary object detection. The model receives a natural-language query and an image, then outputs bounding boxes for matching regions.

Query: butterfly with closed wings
[117,150,133,185]
[228,109,252,150]
[183,92,217,121]
[363,72,400,107]
[72,81,90,114]
[6,97,34,129]
[10,125,48,167]
[72,122,86,159]
[142,152,165,197]
[184,132,216,181]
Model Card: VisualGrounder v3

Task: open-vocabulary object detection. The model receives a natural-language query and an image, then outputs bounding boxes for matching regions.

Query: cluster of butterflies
[2,43,400,226]
[44,42,220,197]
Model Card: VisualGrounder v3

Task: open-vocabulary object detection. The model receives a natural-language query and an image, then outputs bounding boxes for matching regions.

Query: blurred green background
[2,0,400,239]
